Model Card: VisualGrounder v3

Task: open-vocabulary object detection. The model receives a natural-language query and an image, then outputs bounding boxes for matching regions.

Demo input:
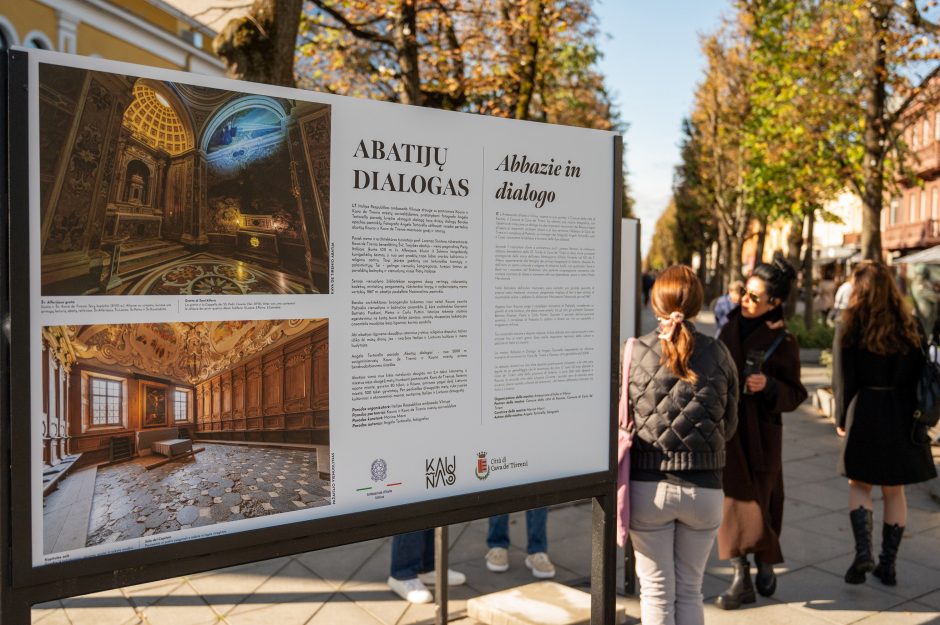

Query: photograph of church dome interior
[40,319,330,555]
[38,63,331,296]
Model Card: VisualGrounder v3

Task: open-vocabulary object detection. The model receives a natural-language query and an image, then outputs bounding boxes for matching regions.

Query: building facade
[884,100,940,254]
[1,0,225,75]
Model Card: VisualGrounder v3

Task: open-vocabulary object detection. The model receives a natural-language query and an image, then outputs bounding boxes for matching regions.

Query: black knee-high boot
[715,556,756,610]
[872,523,904,586]
[845,506,875,584]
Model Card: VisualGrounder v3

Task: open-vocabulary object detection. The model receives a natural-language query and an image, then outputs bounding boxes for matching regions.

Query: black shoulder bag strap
[763,332,787,361]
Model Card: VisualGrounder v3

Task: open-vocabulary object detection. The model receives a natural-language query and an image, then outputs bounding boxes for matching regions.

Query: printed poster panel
[21,49,615,567]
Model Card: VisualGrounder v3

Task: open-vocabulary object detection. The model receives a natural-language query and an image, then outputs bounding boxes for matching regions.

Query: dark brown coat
[717,308,807,564]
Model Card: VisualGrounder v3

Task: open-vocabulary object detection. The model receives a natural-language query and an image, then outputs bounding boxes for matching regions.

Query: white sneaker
[387,576,433,603]
[485,547,510,572]
[525,552,556,579]
[417,568,466,586]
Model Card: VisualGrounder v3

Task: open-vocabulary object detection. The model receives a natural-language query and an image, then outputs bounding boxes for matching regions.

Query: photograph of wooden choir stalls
[38,63,331,296]
[40,319,330,556]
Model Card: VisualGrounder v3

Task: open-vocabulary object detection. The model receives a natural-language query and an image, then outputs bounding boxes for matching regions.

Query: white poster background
[24,49,615,566]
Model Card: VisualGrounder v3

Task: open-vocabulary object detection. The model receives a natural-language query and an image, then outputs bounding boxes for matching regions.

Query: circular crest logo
[370,458,387,482]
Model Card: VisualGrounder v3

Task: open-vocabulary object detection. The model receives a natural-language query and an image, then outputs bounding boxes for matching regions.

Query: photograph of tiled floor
[43,444,331,554]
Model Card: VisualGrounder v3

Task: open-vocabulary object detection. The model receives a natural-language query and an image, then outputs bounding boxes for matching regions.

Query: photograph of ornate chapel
[40,319,330,556]
[38,63,331,296]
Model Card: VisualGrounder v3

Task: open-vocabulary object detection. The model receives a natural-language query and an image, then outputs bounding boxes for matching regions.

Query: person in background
[830,273,853,325]
[387,530,466,603]
[832,261,936,587]
[815,274,837,323]
[484,509,555,579]
[643,271,655,306]
[626,265,739,625]
[714,280,744,337]
[716,255,807,610]
[910,263,940,343]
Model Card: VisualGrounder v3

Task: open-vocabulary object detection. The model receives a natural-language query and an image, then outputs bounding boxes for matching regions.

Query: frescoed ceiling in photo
[57,319,326,385]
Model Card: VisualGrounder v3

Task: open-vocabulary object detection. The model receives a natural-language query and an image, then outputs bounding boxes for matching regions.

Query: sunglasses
[742,290,764,304]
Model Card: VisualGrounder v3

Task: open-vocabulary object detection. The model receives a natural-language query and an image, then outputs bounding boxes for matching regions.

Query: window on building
[914,124,920,148]
[922,190,928,220]
[925,119,931,145]
[891,197,900,224]
[90,377,122,426]
[910,193,918,222]
[936,112,940,141]
[173,389,191,423]
[933,188,938,219]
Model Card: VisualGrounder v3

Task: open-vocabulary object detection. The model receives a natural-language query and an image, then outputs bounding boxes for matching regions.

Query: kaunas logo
[475,451,490,480]
[425,456,456,489]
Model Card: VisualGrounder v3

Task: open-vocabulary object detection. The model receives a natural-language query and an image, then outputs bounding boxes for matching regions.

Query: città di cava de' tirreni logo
[425,456,456,489]
[475,451,490,480]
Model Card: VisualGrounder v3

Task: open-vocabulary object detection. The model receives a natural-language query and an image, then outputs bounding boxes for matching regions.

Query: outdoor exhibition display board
[0,48,623,621]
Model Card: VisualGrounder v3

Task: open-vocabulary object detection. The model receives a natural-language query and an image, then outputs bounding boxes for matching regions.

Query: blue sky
[595,0,731,255]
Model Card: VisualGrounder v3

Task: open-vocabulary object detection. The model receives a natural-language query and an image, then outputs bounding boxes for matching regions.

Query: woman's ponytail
[650,266,704,384]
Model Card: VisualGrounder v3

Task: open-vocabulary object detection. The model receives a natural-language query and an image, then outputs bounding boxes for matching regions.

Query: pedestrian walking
[642,271,655,306]
[625,265,739,625]
[713,280,744,337]
[832,261,937,587]
[910,263,940,343]
[829,274,853,325]
[387,530,466,603]
[483,508,555,579]
[716,255,807,610]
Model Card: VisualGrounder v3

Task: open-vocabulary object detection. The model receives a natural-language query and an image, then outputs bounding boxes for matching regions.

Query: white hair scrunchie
[657,311,685,341]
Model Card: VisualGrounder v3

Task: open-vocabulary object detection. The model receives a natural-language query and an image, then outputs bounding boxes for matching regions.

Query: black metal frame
[0,49,626,625]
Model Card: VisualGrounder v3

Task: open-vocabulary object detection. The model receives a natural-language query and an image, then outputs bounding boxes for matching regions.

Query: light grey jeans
[629,480,724,625]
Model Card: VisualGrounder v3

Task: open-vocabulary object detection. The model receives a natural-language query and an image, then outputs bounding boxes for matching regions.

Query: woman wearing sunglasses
[833,261,935,588]
[715,255,807,610]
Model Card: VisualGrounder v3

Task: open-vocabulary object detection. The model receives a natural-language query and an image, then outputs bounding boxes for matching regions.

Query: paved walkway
[31,307,940,624]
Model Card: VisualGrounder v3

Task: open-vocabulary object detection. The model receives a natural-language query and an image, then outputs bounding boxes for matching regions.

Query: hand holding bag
[616,337,635,548]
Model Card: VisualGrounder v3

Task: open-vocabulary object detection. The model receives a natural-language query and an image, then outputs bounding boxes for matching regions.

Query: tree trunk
[727,228,743,288]
[802,209,816,327]
[755,214,768,266]
[860,0,890,261]
[394,0,422,105]
[784,213,805,317]
[717,223,730,294]
[514,0,543,120]
[214,0,302,87]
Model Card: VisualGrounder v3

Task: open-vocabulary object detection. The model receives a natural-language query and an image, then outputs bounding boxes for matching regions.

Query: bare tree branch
[307,0,394,45]
[190,3,253,20]
[904,0,940,33]
[887,62,940,126]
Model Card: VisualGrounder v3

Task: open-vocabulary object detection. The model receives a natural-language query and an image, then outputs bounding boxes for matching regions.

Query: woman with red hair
[626,265,739,625]
[833,261,936,588]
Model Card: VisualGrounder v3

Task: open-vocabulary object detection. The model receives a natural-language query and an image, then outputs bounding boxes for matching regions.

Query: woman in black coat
[715,256,807,610]
[833,261,936,588]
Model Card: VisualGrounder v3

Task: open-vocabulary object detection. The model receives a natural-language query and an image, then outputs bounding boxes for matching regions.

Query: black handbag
[914,343,940,428]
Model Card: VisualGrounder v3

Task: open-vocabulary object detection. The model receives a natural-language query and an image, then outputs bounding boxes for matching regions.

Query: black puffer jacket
[628,326,739,472]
